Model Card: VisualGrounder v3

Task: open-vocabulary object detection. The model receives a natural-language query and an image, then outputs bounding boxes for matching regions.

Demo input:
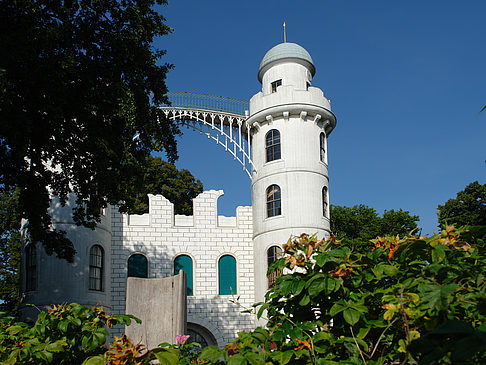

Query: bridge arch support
[160,92,254,178]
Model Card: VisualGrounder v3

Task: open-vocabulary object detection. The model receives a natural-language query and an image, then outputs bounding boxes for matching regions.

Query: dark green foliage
[330,204,419,250]
[125,156,203,215]
[0,186,21,316]
[0,0,178,262]
[0,303,138,364]
[204,228,485,364]
[438,181,486,227]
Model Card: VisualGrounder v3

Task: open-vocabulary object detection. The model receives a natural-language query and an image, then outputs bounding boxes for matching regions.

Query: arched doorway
[186,322,217,347]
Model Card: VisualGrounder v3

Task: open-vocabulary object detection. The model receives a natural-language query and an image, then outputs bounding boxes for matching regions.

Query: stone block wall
[111,190,255,346]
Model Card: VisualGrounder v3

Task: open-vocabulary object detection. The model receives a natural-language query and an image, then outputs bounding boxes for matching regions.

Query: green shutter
[174,255,193,296]
[219,255,237,295]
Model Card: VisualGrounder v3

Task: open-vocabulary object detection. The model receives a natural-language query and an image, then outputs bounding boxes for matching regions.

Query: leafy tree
[438,181,486,227]
[126,156,203,216]
[0,186,21,316]
[330,204,419,249]
[0,0,178,262]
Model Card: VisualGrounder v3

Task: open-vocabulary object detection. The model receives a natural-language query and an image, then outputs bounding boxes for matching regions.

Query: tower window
[218,255,237,295]
[174,255,193,296]
[271,79,282,93]
[89,245,104,291]
[265,129,281,162]
[320,132,326,162]
[266,185,281,217]
[267,246,283,288]
[25,244,36,292]
[322,186,328,217]
[128,254,148,278]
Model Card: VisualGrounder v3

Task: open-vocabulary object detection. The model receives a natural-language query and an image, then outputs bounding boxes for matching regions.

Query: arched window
[266,184,281,217]
[25,244,36,292]
[218,255,237,295]
[322,186,328,217]
[320,132,326,162]
[128,254,148,278]
[174,255,193,296]
[89,245,104,291]
[265,129,281,162]
[267,246,283,288]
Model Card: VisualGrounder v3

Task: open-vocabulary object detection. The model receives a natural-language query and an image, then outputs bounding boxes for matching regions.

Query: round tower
[20,195,112,322]
[247,42,337,303]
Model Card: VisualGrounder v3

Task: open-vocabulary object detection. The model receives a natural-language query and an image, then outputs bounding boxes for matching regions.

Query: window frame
[267,246,283,288]
[271,79,282,93]
[218,254,237,295]
[89,245,104,291]
[322,186,329,218]
[25,244,37,292]
[266,184,282,218]
[265,129,281,163]
[320,132,326,163]
[127,253,148,278]
[174,254,194,296]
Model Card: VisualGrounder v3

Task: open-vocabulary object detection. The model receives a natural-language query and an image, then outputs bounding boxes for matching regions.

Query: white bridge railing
[160,92,254,178]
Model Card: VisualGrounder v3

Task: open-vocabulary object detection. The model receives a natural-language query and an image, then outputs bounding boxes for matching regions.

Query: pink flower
[176,334,190,344]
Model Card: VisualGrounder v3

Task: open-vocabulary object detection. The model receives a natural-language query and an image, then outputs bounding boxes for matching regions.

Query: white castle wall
[110,190,255,346]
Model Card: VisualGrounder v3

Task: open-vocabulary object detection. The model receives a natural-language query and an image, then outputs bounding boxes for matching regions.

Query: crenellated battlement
[124,190,252,228]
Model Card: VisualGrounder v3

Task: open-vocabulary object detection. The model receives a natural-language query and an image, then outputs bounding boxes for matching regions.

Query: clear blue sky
[153,0,485,234]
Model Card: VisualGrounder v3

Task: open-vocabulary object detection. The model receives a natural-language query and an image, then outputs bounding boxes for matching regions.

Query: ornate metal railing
[164,92,249,116]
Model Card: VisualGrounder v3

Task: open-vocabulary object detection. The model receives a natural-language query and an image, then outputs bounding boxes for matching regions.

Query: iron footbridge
[161,92,254,178]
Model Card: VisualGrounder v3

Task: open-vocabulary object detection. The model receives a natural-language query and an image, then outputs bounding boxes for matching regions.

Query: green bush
[0,303,137,364]
[198,227,486,364]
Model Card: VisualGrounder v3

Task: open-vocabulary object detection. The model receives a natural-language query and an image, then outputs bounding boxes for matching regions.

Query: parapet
[125,190,252,229]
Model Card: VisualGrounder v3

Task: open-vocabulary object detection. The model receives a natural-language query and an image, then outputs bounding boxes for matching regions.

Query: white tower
[247,43,337,303]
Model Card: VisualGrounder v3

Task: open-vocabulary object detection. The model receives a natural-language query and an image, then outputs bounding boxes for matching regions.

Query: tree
[126,156,203,216]
[330,204,419,249]
[438,181,486,227]
[0,186,21,315]
[0,0,178,262]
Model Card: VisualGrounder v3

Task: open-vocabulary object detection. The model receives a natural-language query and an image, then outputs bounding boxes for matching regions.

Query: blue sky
[154,0,485,234]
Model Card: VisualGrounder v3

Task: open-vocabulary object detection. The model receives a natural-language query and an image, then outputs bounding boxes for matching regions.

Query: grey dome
[258,42,315,82]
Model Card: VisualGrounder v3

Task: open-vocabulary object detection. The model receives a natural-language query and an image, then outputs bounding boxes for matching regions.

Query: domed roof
[258,42,316,82]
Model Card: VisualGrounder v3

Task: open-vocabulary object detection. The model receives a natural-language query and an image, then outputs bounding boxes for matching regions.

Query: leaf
[308,279,326,297]
[313,331,332,342]
[58,320,69,333]
[244,352,265,365]
[420,283,459,311]
[292,280,306,296]
[81,355,106,365]
[357,326,370,339]
[329,303,345,317]
[227,353,248,365]
[270,350,294,364]
[199,346,223,362]
[383,265,398,276]
[46,341,66,352]
[343,308,360,325]
[431,244,447,263]
[257,303,269,319]
[154,350,180,365]
[298,294,310,306]
[6,325,24,335]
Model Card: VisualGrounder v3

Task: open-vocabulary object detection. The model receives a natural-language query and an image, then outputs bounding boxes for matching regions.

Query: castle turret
[247,42,337,303]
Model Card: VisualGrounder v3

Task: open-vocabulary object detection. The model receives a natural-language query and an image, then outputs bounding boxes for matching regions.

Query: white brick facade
[110,190,255,345]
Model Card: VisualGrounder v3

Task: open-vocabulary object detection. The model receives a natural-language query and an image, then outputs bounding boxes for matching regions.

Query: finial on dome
[283,21,286,43]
